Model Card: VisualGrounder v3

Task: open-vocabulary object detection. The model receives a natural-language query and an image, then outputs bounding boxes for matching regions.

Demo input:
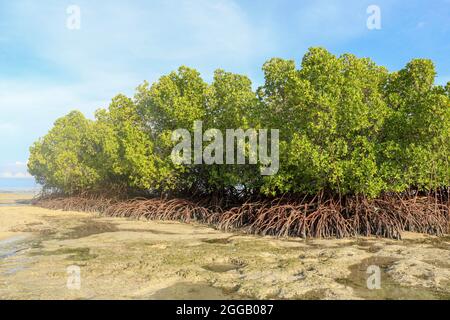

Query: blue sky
[0,0,449,179]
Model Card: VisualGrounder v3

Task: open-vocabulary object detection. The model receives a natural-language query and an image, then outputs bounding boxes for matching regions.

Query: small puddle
[296,288,329,300]
[0,199,32,207]
[30,247,97,261]
[120,228,175,235]
[337,256,450,300]
[150,282,243,300]
[202,237,233,244]
[0,248,19,260]
[202,263,242,273]
[0,235,29,260]
[62,220,118,239]
[0,235,32,276]
[62,220,179,239]
[3,265,27,275]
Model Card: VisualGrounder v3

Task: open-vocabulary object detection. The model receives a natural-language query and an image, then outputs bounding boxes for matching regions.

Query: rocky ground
[0,193,449,300]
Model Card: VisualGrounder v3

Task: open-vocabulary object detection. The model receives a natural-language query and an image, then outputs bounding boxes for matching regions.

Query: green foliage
[380,59,450,191]
[93,94,158,192]
[28,111,99,194]
[202,69,261,194]
[134,66,209,192]
[29,48,450,198]
[259,48,389,196]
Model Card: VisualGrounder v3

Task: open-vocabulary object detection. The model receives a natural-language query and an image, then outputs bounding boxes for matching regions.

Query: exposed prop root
[33,193,449,239]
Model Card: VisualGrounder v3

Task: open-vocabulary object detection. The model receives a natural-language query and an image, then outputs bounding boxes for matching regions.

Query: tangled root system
[33,192,449,239]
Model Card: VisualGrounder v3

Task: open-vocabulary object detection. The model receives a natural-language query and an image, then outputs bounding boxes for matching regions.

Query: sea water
[0,178,40,193]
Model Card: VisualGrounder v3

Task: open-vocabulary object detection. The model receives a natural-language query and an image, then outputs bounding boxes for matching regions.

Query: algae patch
[150,282,247,300]
[336,256,450,300]
[202,237,233,244]
[31,247,97,261]
[62,220,118,239]
[202,263,242,273]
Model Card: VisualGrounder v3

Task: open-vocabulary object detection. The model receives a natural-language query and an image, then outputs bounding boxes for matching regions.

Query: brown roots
[33,193,449,239]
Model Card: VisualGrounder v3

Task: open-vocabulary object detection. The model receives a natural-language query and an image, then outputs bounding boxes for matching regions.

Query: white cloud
[0,123,20,136]
[0,0,270,153]
[294,0,368,42]
[417,21,426,29]
[0,161,32,179]
[0,171,32,179]
[0,75,141,119]
[7,0,268,75]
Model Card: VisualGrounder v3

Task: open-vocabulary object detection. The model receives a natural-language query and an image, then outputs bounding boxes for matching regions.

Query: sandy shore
[0,193,449,300]
[0,193,34,204]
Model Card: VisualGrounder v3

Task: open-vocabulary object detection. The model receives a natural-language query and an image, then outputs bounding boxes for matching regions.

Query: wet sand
[0,193,449,300]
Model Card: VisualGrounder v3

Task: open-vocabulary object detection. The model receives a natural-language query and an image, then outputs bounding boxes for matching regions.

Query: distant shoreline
[0,189,39,194]
[0,178,40,194]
